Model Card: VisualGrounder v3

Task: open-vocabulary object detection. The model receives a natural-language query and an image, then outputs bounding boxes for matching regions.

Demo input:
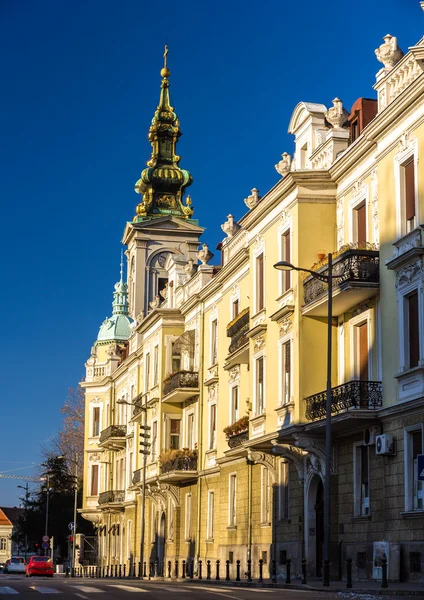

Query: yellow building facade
[81,26,424,583]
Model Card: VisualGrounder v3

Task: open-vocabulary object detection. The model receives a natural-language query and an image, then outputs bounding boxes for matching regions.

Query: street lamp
[17,484,29,562]
[274,253,343,586]
[117,396,149,579]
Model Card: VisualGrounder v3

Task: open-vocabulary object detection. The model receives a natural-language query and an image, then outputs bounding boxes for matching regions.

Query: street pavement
[0,575,403,599]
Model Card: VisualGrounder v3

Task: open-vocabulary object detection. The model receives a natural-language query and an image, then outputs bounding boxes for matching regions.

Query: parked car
[3,558,11,573]
[26,557,53,578]
[6,557,26,574]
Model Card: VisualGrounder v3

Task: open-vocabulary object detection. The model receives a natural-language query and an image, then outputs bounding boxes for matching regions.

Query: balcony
[305,380,383,422]
[132,468,142,485]
[99,425,127,450]
[162,370,199,403]
[225,308,250,369]
[224,416,249,449]
[227,430,249,449]
[302,248,380,317]
[98,490,125,506]
[132,394,145,419]
[158,449,198,483]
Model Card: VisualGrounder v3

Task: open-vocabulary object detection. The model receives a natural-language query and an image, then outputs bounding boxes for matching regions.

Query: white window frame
[404,424,424,512]
[91,404,102,438]
[153,346,159,387]
[210,317,218,366]
[253,352,266,416]
[165,414,182,450]
[127,520,132,560]
[90,463,100,496]
[185,410,195,449]
[278,221,292,296]
[279,336,293,406]
[145,353,151,392]
[151,420,158,461]
[207,490,215,540]
[228,473,237,527]
[0,538,7,551]
[349,310,373,381]
[253,238,266,315]
[394,137,419,239]
[397,276,424,373]
[208,401,217,450]
[185,493,192,540]
[229,383,239,424]
[260,466,271,525]
[349,188,369,244]
[278,459,289,521]
[353,442,370,516]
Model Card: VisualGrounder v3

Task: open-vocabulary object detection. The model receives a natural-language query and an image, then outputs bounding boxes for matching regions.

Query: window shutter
[409,291,419,368]
[405,160,415,222]
[356,204,367,244]
[358,323,368,381]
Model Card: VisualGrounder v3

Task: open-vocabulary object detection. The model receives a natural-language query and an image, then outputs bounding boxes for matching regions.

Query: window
[207,491,215,539]
[151,505,157,543]
[256,254,264,312]
[300,143,308,169]
[232,299,239,319]
[281,341,291,405]
[231,386,239,423]
[354,445,369,516]
[405,427,423,511]
[229,474,237,526]
[256,356,265,415]
[187,413,194,449]
[170,419,181,449]
[281,229,291,293]
[354,202,367,244]
[145,353,150,392]
[128,452,133,486]
[185,494,192,540]
[171,342,181,373]
[403,159,416,232]
[151,421,158,461]
[357,322,369,380]
[261,467,271,524]
[127,520,132,560]
[211,319,218,365]
[0,538,6,551]
[407,291,419,369]
[153,346,159,386]
[90,464,99,496]
[278,460,289,520]
[209,403,217,450]
[92,407,100,437]
[120,457,125,490]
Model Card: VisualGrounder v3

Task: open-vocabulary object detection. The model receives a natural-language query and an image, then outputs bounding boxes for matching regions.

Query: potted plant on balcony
[159,447,198,472]
[223,415,249,439]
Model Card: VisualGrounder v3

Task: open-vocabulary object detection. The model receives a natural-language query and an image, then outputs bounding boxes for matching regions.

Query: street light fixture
[17,484,29,562]
[274,253,343,586]
[117,396,149,579]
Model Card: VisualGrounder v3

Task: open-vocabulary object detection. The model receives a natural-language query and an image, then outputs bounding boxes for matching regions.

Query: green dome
[96,263,133,345]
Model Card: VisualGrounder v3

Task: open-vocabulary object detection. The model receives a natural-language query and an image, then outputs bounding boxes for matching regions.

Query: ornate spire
[112,254,129,316]
[133,46,194,222]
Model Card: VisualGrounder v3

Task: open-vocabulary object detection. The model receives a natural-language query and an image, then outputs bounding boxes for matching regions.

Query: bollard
[123,564,126,578]
[71,567,74,578]
[271,559,277,584]
[189,561,194,579]
[182,560,186,579]
[346,558,352,589]
[162,561,165,578]
[258,559,264,583]
[106,566,109,578]
[206,560,211,580]
[236,560,241,582]
[143,562,147,578]
[302,558,307,585]
[154,560,158,577]
[101,566,104,578]
[247,559,252,582]
[381,555,388,589]
[115,564,118,578]
[216,559,220,581]
[138,562,141,578]
[149,562,153,579]
[226,559,230,581]
[198,560,203,580]
[323,559,329,587]
[65,566,69,578]
[175,560,179,579]
[167,560,171,578]
[133,563,136,577]
[285,558,291,584]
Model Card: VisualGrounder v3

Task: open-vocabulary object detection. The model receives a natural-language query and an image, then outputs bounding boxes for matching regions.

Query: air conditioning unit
[363,426,381,446]
[376,434,394,455]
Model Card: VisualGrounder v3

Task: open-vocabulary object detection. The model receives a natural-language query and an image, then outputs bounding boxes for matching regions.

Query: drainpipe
[195,301,205,567]
[247,460,252,562]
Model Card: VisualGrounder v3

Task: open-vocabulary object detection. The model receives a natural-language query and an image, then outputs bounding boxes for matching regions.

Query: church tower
[123,47,204,319]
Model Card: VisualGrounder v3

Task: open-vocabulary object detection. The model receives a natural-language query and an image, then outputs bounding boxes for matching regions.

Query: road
[0,575,393,599]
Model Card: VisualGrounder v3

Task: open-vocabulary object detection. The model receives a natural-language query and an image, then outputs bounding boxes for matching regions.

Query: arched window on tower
[148,251,170,307]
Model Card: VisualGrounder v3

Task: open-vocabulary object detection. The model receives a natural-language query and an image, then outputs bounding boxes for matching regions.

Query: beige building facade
[81,23,424,582]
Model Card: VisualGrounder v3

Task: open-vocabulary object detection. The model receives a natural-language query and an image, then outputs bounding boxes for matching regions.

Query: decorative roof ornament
[221,214,241,238]
[96,256,133,344]
[149,295,161,310]
[324,98,349,129]
[183,258,196,277]
[197,243,214,265]
[244,188,262,209]
[375,34,404,69]
[275,153,292,177]
[133,46,194,222]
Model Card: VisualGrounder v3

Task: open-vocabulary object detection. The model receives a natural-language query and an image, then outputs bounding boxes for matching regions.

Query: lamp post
[274,254,342,586]
[72,454,78,573]
[117,395,149,579]
[17,484,29,562]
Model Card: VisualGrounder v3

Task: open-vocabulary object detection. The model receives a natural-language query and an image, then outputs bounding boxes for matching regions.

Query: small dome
[96,314,133,344]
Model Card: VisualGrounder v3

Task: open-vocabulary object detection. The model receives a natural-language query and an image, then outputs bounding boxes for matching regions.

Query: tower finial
[161,44,170,78]
[120,249,124,283]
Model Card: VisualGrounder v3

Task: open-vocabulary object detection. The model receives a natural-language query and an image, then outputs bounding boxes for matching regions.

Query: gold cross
[163,45,169,69]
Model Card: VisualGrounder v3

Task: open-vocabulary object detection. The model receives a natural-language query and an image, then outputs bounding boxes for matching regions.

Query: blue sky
[0,0,421,506]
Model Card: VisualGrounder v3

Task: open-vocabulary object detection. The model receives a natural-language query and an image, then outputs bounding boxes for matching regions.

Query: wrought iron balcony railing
[163,370,199,396]
[160,452,198,474]
[305,380,383,421]
[227,308,250,355]
[303,249,380,306]
[99,425,127,444]
[132,469,142,485]
[227,430,249,449]
[98,490,125,505]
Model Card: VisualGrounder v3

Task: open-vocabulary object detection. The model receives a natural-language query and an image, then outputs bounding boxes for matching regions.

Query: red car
[26,556,54,577]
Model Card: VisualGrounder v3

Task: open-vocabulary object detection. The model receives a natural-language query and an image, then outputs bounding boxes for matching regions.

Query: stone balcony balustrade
[98,490,125,506]
[98,425,127,450]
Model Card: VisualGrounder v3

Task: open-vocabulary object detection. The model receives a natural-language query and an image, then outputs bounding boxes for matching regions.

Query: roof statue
[96,254,133,344]
[133,46,194,222]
